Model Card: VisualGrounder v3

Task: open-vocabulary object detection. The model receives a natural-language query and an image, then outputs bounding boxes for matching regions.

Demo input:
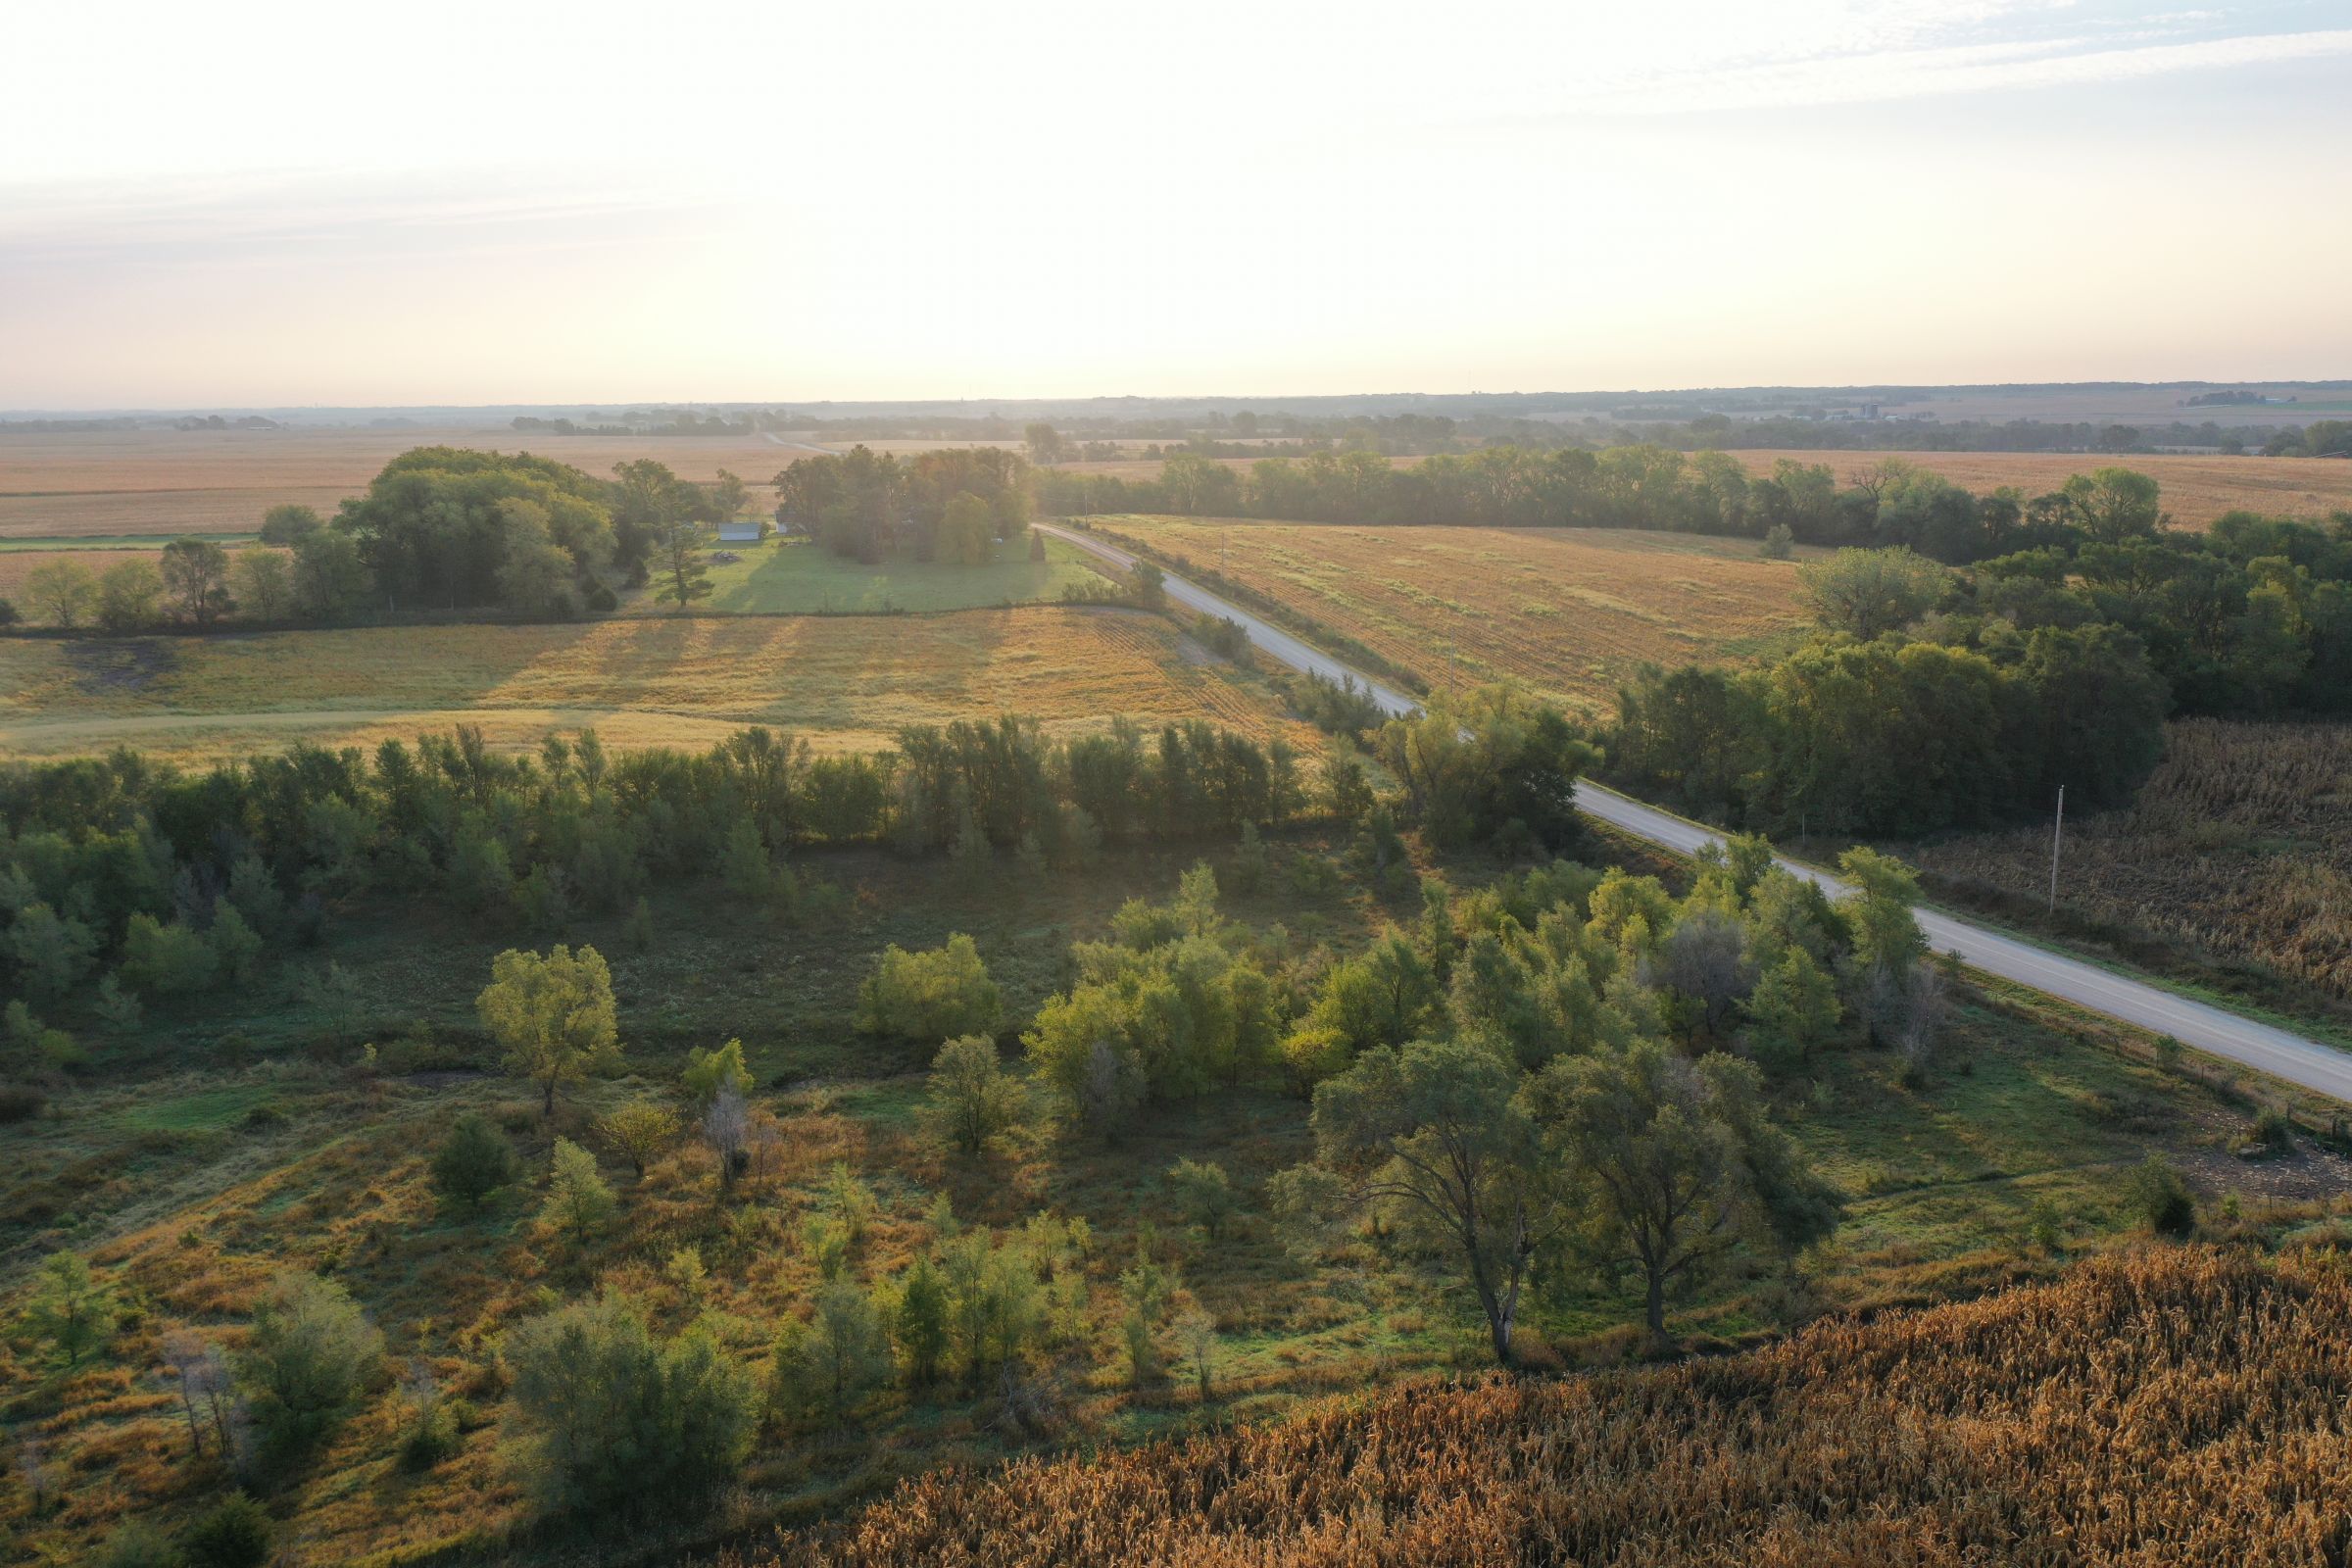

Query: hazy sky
[4,0,2349,409]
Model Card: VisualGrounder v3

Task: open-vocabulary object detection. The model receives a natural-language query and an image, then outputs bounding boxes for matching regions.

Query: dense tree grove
[336,447,620,612]
[772,446,1030,564]
[1612,617,2169,836]
[1615,504,2352,833]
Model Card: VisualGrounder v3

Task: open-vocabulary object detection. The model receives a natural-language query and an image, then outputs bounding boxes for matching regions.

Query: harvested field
[1094,516,1811,714]
[0,426,798,539]
[0,606,1309,761]
[1913,719,2352,999]
[1722,448,2352,528]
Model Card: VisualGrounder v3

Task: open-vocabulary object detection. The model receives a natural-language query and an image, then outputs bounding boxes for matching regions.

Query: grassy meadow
[622,536,1109,616]
[4,822,2335,1567]
[1091,516,1813,714]
[0,605,1309,761]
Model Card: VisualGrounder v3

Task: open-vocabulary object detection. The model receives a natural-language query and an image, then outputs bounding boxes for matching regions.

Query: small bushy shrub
[179,1494,271,1568]
[2128,1154,2196,1237]
[432,1112,522,1207]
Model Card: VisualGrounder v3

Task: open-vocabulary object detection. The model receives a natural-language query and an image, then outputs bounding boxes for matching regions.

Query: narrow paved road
[1041,522,2352,1102]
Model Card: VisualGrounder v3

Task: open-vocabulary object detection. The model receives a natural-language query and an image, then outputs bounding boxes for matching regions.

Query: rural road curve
[1039,522,2352,1103]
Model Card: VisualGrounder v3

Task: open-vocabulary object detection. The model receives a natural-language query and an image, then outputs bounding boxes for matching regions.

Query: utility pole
[2047,784,2066,912]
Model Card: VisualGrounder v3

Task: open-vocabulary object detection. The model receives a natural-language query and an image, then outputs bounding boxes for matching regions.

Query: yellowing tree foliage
[477,944,620,1114]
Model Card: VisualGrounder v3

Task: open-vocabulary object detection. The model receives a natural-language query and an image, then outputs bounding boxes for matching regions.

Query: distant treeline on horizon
[8,381,2351,451]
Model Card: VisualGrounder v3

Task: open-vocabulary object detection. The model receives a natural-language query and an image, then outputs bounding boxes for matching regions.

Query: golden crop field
[1724,448,2352,528]
[1096,516,1811,715]
[0,426,802,539]
[0,606,1311,761]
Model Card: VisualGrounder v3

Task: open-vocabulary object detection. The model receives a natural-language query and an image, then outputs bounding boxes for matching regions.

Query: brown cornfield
[736,1246,2352,1567]
[1915,718,2352,998]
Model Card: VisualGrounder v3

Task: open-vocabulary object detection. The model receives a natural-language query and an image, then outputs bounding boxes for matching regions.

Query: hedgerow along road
[1036,522,2352,1103]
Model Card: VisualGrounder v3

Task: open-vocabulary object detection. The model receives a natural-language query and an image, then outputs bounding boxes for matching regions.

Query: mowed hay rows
[742,1248,2352,1568]
[1726,449,2352,530]
[1102,517,1809,714]
[0,426,796,539]
[1914,719,2352,998]
[0,607,1312,761]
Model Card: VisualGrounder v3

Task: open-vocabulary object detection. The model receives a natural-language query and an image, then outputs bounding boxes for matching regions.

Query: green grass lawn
[628,533,1109,614]
[0,532,256,551]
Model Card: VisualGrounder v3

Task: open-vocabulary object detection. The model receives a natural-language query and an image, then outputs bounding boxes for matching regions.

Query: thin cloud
[1567,24,2352,114]
[0,171,708,265]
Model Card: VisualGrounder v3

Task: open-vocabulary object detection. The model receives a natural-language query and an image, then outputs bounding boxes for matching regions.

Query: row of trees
[0,721,1300,1018]
[16,540,251,632]
[1031,447,2254,565]
[0,686,1585,1017]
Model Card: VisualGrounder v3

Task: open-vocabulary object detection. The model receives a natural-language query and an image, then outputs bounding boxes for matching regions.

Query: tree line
[0,695,1591,1032]
[1034,444,2351,571]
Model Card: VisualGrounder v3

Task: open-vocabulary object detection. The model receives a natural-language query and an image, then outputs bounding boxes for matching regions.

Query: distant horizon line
[9,377,2352,420]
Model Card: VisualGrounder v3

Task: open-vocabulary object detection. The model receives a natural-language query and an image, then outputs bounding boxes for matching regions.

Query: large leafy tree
[1795,546,1951,639]
[2060,466,2164,544]
[476,944,621,1114]
[160,537,235,624]
[22,560,96,627]
[1376,683,1598,852]
[1532,1042,1840,1345]
[1272,1038,1561,1364]
[236,1270,385,1460]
